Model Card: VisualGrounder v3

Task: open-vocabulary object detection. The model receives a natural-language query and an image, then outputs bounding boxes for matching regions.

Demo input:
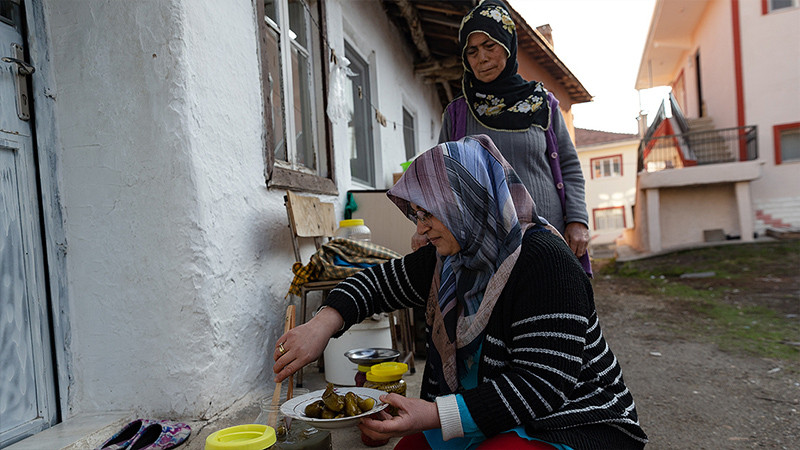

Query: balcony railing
[638,125,758,173]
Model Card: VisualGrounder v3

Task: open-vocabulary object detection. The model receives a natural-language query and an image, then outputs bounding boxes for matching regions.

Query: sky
[508,0,671,134]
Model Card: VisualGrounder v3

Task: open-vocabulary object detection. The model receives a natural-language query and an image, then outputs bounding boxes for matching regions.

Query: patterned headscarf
[460,0,551,131]
[387,135,548,393]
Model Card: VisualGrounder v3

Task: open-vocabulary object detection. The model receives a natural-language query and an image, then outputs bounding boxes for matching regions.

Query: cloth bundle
[287,238,401,297]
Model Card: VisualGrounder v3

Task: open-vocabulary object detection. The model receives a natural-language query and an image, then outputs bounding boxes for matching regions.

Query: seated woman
[273,135,647,449]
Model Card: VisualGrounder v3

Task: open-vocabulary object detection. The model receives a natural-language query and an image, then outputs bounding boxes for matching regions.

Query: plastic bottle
[334,219,371,242]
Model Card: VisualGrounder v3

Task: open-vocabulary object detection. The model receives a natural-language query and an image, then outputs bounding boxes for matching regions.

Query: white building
[2,1,592,447]
[624,0,800,254]
[574,128,640,255]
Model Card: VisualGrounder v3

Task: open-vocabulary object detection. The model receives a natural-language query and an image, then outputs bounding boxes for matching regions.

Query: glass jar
[363,362,408,414]
[361,362,408,447]
[354,364,374,387]
[334,219,371,242]
[255,388,332,450]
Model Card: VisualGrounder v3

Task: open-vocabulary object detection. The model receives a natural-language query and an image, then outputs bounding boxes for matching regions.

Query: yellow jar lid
[204,424,276,450]
[339,219,365,227]
[366,362,408,382]
[358,364,374,372]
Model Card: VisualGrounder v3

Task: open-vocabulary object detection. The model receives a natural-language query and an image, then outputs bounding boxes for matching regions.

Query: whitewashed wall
[43,0,442,420]
[740,1,800,203]
[327,0,443,193]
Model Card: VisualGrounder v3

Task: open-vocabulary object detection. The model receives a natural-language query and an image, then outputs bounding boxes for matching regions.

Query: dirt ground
[591,255,799,449]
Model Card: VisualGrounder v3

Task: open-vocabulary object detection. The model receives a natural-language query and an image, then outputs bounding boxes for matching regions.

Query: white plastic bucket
[323,315,392,386]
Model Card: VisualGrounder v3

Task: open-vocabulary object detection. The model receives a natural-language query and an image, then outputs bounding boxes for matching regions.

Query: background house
[574,128,640,257]
[621,0,800,255]
[1,0,591,447]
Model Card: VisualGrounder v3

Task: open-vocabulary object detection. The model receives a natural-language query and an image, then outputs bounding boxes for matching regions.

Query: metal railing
[638,125,758,173]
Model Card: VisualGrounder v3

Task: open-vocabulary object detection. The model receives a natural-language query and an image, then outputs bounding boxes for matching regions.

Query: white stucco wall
[326,0,442,193]
[693,0,737,128]
[739,2,800,203]
[659,184,739,248]
[48,0,292,418]
[42,0,443,420]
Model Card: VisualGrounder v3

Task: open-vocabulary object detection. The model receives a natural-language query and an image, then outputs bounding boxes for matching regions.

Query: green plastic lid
[366,362,408,382]
[205,424,276,450]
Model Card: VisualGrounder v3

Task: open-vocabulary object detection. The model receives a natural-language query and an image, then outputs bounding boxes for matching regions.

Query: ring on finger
[278,343,286,355]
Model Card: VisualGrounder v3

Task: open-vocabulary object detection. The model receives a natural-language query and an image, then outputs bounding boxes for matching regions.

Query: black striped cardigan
[324,228,648,449]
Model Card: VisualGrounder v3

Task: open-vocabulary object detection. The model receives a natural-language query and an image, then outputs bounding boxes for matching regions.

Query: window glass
[592,155,622,178]
[403,108,416,161]
[291,45,316,170]
[1,0,21,28]
[345,42,374,186]
[770,0,796,11]
[779,127,800,162]
[260,0,332,192]
[594,207,625,230]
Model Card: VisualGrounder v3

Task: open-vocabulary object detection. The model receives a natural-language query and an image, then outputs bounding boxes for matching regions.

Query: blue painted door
[1,0,58,446]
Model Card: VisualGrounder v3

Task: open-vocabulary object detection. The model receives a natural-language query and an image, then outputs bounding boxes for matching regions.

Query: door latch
[2,43,33,120]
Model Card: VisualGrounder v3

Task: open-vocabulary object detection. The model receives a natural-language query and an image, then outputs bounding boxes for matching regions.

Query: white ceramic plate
[280,386,388,430]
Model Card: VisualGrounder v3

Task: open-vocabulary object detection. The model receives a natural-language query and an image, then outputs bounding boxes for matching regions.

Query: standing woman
[434,0,591,274]
[274,135,647,449]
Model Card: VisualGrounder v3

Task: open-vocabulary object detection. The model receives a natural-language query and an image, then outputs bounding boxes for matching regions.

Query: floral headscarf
[387,135,549,393]
[460,0,551,131]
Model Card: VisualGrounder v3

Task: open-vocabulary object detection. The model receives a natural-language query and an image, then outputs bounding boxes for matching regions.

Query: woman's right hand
[273,306,344,382]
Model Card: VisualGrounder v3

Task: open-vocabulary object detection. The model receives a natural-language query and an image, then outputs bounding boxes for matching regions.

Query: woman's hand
[358,394,440,440]
[273,307,344,382]
[564,222,590,258]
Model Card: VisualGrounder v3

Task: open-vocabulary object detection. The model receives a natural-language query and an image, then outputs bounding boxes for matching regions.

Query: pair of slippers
[95,419,191,450]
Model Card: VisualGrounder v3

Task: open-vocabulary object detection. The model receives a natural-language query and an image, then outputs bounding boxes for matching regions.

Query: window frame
[773,122,800,165]
[762,0,799,14]
[345,41,376,187]
[402,106,417,161]
[590,154,623,179]
[257,0,336,195]
[592,206,626,231]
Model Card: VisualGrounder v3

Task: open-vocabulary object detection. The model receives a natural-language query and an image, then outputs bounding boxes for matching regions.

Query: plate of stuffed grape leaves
[280,384,389,429]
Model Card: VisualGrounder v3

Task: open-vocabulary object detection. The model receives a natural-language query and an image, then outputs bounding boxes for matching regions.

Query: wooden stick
[286,305,296,400]
[268,305,296,429]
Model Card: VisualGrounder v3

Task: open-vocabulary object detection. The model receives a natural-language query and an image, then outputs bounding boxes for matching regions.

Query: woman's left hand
[564,222,590,258]
[358,394,440,440]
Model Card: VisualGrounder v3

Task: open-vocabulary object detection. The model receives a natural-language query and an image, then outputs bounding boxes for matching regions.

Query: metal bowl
[343,348,400,365]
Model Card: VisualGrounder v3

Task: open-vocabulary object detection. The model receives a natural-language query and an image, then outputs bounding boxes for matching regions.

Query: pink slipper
[127,421,191,450]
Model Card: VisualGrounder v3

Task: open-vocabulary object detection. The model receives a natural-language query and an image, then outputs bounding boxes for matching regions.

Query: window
[591,155,623,179]
[403,108,416,160]
[259,0,335,194]
[345,42,375,186]
[774,122,800,164]
[593,207,626,231]
[763,0,798,13]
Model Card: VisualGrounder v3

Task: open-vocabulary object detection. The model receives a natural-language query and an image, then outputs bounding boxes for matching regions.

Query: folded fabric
[287,238,401,297]
[96,419,190,450]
